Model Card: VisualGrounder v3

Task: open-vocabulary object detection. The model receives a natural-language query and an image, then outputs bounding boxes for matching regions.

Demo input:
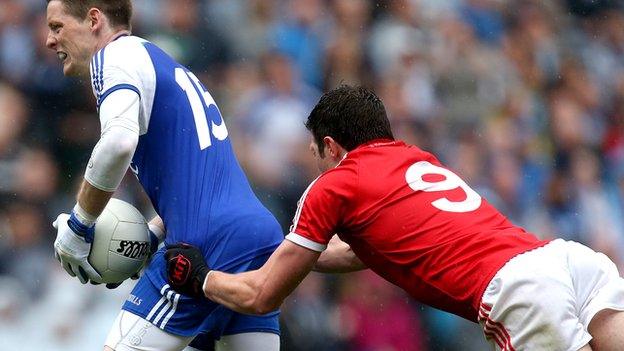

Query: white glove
[53,213,102,284]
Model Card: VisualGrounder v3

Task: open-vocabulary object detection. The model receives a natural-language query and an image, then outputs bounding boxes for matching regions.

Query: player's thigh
[565,240,624,349]
[180,332,280,351]
[215,332,280,351]
[588,309,624,351]
[481,240,592,350]
[104,310,194,351]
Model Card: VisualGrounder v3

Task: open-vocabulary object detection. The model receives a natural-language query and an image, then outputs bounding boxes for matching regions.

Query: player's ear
[87,8,102,31]
[323,136,346,160]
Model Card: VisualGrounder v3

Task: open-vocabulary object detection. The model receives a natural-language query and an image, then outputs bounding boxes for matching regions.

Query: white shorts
[105,310,194,351]
[104,310,280,351]
[479,239,624,351]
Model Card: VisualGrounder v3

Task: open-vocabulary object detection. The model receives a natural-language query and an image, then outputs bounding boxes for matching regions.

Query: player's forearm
[314,248,366,273]
[148,216,165,234]
[76,179,114,217]
[202,241,319,315]
[203,270,279,315]
[147,216,166,250]
[73,90,140,219]
[313,235,366,273]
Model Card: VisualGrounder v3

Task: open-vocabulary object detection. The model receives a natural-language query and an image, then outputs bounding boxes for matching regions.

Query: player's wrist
[72,203,97,226]
[201,269,214,298]
[147,223,165,254]
[69,203,97,242]
[190,263,210,299]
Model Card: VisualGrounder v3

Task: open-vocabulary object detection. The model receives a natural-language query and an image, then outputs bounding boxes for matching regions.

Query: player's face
[310,138,338,173]
[45,1,96,77]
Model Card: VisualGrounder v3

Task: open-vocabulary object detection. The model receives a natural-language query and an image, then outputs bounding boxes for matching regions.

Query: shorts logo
[127,294,142,306]
[130,321,151,346]
[171,254,191,285]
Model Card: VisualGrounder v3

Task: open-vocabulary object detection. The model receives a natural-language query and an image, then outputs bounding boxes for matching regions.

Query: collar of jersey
[337,139,403,168]
[356,139,403,150]
[112,33,130,42]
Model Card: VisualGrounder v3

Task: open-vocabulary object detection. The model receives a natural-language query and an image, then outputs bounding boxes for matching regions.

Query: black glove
[165,243,210,299]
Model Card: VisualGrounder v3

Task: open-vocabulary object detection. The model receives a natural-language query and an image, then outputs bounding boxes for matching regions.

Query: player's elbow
[105,129,138,159]
[114,134,139,158]
[240,284,280,315]
[247,294,280,315]
[236,271,281,315]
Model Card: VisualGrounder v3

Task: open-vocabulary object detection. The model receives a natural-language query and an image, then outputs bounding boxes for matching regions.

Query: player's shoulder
[308,158,359,198]
[90,35,157,105]
[94,35,151,71]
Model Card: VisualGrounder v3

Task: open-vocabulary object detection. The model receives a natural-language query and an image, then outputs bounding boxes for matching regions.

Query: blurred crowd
[1,0,624,350]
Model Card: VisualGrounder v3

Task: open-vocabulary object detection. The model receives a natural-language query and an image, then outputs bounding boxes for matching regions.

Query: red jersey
[286,140,549,321]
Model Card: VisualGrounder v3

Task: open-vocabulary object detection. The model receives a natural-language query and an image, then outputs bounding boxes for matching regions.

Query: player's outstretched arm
[313,234,366,273]
[166,240,320,315]
[206,240,320,314]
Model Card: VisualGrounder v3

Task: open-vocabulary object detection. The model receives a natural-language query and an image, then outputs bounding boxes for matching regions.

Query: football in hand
[89,198,150,284]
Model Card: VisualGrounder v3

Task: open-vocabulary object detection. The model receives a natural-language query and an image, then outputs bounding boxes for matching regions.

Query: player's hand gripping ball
[53,212,102,284]
[54,199,152,287]
[165,243,210,299]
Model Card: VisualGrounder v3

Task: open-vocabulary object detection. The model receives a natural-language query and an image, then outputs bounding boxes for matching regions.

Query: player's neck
[95,28,131,52]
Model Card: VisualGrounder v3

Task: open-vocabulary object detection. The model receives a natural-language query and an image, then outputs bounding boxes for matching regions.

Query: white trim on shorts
[144,284,182,329]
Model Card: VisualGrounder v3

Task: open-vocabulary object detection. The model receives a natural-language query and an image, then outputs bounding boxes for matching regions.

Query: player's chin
[62,60,78,77]
[62,62,72,76]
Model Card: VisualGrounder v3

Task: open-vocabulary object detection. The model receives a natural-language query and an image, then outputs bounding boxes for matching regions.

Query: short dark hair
[305,85,394,157]
[47,0,132,29]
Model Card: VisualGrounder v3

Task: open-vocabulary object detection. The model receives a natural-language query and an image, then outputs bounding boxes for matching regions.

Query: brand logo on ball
[116,241,150,259]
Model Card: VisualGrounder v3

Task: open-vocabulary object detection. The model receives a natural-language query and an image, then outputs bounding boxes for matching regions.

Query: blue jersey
[90,36,283,341]
[90,36,283,271]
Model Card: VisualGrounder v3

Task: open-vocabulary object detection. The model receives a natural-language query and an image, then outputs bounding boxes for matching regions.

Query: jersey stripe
[93,52,100,94]
[90,57,96,94]
[96,49,101,100]
[290,176,320,232]
[285,232,327,252]
[98,48,105,94]
[98,84,141,107]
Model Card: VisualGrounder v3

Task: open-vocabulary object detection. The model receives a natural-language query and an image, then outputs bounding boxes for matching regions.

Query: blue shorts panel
[122,249,280,338]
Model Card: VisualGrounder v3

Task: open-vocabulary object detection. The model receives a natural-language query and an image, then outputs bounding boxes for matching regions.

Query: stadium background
[1,0,624,350]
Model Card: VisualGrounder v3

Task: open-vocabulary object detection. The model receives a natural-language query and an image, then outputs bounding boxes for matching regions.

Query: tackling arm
[203,240,320,315]
[313,234,366,273]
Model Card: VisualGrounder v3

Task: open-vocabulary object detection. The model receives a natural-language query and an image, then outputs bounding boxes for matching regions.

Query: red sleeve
[286,163,357,252]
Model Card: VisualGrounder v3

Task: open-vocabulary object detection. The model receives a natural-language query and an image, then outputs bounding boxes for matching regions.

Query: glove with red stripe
[165,243,210,299]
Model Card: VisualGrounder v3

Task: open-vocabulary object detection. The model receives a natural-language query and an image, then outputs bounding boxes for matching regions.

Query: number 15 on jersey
[175,68,228,150]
